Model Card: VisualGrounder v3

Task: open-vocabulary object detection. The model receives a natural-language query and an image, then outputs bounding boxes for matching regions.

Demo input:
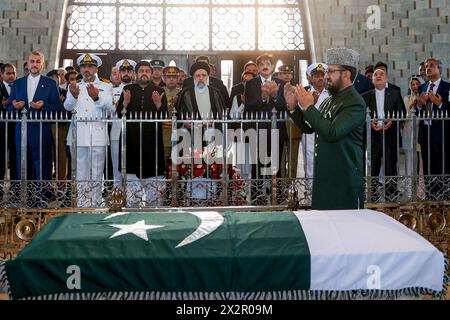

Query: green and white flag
[0,210,447,300]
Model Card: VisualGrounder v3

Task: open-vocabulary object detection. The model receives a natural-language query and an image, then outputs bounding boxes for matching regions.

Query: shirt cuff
[289,104,300,114]
[299,104,315,112]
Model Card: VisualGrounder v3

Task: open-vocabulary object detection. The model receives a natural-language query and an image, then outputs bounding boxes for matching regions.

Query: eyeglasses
[325,69,346,75]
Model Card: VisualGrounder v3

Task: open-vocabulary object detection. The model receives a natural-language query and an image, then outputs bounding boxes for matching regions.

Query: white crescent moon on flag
[175,211,224,248]
[104,212,132,220]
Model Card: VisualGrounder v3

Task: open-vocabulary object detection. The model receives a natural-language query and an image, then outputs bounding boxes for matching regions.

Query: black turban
[190,62,210,77]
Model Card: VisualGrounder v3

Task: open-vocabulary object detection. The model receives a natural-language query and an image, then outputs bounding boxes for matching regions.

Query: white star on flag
[109,220,165,241]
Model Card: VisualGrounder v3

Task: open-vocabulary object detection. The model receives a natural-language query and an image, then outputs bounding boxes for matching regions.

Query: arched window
[60,0,312,84]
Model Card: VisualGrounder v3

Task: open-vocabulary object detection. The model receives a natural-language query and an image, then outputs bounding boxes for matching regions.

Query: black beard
[327,84,339,96]
[326,77,343,96]
[121,76,132,83]
[138,79,150,86]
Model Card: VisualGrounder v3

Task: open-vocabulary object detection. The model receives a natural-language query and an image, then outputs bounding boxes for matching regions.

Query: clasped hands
[417,91,442,107]
[371,120,393,131]
[261,81,280,101]
[12,99,43,110]
[284,83,315,111]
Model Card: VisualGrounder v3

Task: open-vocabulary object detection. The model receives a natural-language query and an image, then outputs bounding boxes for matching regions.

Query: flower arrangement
[168,145,228,180]
[166,145,246,203]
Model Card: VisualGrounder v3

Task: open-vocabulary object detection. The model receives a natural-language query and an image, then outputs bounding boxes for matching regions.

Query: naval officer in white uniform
[64,54,114,207]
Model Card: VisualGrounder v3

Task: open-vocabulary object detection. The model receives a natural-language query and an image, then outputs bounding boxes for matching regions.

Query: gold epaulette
[100,77,111,83]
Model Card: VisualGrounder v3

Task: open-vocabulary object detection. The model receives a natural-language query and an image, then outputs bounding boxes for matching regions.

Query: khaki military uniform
[162,87,180,161]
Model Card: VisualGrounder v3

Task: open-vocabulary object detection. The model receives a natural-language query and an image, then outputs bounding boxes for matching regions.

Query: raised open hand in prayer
[284,83,297,110]
[293,84,315,111]
[86,83,99,101]
[152,91,165,109]
[122,90,131,108]
[68,83,80,99]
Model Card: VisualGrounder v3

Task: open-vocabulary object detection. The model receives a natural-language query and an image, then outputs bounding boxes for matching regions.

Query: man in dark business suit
[416,58,450,200]
[244,53,287,205]
[363,68,406,202]
[183,55,230,107]
[0,63,19,186]
[229,61,258,111]
[7,51,63,206]
[374,61,402,95]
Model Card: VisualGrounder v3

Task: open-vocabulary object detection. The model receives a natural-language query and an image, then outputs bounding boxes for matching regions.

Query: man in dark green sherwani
[285,48,366,210]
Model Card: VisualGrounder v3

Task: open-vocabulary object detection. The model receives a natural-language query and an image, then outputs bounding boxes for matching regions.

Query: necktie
[426,83,435,118]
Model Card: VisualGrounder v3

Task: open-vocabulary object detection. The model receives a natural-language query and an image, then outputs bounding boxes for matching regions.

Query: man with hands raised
[285,48,366,210]
[7,51,62,201]
[415,58,450,199]
[244,53,287,204]
[64,54,114,207]
[116,60,167,206]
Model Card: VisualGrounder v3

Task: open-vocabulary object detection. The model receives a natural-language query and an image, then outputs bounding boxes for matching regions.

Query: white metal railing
[0,109,449,209]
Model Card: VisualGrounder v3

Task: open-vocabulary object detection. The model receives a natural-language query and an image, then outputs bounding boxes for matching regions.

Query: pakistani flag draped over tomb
[0,210,448,300]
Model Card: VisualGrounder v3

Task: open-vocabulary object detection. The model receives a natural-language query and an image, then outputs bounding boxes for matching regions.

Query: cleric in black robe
[182,56,230,107]
[176,62,226,121]
[117,61,167,179]
[175,62,227,156]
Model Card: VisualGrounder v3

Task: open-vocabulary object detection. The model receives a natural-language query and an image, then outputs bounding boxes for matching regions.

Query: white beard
[194,81,208,94]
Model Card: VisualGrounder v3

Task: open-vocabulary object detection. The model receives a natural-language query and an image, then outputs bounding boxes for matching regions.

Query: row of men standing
[66,54,228,207]
[2,50,449,207]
